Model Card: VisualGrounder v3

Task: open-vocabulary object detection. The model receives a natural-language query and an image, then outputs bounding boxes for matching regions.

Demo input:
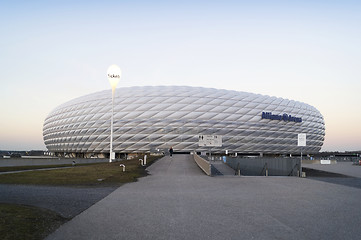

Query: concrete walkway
[303,161,361,178]
[47,155,361,240]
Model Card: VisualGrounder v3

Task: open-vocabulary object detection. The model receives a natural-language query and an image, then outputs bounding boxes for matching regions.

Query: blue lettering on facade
[261,112,302,123]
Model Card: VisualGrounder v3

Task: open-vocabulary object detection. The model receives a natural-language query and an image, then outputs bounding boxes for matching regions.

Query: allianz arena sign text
[261,112,302,123]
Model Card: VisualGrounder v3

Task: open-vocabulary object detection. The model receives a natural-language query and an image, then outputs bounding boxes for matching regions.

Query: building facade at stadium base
[43,86,325,158]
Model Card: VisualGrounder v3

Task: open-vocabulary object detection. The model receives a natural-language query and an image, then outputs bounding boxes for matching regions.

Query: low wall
[193,153,211,176]
[226,157,301,176]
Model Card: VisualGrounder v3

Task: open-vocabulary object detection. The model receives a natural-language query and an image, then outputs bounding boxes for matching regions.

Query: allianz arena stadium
[43,86,325,157]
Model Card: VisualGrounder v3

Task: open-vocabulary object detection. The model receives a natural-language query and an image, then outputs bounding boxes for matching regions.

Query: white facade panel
[43,86,325,154]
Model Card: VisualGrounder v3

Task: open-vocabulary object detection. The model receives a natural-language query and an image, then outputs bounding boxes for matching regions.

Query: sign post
[297,133,306,177]
[198,135,222,147]
[198,135,222,160]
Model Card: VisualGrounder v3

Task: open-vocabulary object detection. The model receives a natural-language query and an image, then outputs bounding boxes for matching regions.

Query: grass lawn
[0,203,67,240]
[0,156,161,186]
[0,155,162,239]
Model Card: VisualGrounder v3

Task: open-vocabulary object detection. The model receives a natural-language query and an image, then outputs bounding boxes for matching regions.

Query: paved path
[303,161,361,178]
[303,161,361,190]
[47,155,361,240]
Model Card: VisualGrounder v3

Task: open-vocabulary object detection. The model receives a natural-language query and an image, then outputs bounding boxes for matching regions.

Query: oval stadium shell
[43,86,325,157]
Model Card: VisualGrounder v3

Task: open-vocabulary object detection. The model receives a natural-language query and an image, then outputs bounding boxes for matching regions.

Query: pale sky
[1,0,360,151]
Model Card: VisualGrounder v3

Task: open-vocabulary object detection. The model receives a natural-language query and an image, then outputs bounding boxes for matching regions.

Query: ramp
[211,162,236,176]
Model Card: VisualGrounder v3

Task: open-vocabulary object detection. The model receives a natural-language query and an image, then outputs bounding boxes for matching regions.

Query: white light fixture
[107,64,121,93]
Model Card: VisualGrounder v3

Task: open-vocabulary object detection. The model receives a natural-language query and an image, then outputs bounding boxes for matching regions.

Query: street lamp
[107,64,121,162]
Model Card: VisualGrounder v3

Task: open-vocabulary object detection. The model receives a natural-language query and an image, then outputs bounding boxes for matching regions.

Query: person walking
[169,147,173,157]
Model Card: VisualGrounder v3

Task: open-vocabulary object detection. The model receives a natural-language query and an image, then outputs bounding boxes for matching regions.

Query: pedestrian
[169,147,173,157]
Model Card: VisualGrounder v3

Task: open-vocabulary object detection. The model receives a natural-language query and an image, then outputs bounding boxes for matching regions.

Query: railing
[260,162,268,176]
[193,152,211,176]
[288,163,298,176]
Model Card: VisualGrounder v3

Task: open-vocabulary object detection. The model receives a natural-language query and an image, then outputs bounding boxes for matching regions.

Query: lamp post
[107,64,121,163]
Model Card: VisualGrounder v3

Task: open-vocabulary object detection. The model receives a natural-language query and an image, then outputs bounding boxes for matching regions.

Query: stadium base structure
[43,86,325,158]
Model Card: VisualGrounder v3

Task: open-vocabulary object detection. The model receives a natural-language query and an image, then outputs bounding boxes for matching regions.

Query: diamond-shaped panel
[43,86,325,154]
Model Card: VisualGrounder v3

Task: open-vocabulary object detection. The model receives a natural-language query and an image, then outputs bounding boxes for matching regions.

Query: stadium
[43,86,325,158]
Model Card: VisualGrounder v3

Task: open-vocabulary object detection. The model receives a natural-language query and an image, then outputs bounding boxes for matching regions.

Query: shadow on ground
[304,167,361,190]
[0,184,118,218]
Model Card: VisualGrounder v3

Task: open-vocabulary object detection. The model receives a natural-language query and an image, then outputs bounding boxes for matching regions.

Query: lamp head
[107,64,121,91]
